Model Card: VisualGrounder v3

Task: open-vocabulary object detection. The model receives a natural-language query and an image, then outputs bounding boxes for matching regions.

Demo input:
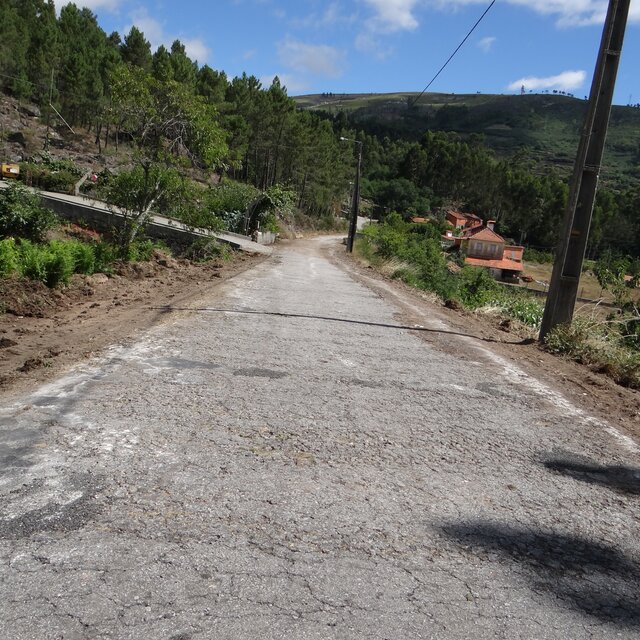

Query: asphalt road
[1,238,639,639]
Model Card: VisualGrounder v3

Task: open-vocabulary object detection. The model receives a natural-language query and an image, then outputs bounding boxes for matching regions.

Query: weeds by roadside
[356,216,639,390]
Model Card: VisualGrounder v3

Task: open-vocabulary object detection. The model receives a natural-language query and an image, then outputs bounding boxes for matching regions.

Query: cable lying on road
[148,306,529,345]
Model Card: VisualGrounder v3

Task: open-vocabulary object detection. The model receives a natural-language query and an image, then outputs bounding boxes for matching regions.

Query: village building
[444,214,524,281]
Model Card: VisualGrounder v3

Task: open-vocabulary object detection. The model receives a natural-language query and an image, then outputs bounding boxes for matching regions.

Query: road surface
[1,238,639,639]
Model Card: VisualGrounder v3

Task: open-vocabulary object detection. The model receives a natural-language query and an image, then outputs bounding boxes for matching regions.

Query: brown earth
[0,250,265,394]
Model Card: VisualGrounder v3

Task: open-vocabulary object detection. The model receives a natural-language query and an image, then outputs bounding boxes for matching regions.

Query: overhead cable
[410,0,497,107]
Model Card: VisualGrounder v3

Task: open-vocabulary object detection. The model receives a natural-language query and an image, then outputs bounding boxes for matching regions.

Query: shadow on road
[543,454,640,496]
[441,521,640,626]
[152,306,530,345]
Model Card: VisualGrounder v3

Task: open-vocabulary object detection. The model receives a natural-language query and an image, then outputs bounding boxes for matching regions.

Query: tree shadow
[441,521,640,626]
[151,306,530,345]
[543,454,640,496]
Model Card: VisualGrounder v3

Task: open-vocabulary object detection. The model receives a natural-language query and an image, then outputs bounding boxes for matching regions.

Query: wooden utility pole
[539,0,631,341]
[340,137,363,253]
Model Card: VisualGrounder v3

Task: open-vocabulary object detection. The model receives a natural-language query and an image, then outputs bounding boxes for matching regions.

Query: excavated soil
[0,251,264,394]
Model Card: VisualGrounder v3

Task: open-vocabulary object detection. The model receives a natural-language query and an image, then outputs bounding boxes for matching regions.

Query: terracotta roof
[447,210,481,221]
[464,226,505,242]
[465,256,524,272]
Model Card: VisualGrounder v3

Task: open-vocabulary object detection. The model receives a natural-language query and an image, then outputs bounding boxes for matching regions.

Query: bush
[0,238,19,277]
[457,266,500,309]
[71,241,96,275]
[524,248,554,264]
[544,317,640,389]
[18,240,48,282]
[0,182,57,242]
[127,239,155,262]
[489,292,545,328]
[93,242,118,273]
[20,156,82,194]
[183,237,231,262]
[44,242,75,287]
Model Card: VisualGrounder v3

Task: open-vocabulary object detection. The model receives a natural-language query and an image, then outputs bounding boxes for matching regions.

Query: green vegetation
[0,182,57,241]
[19,155,83,194]
[358,216,544,328]
[296,92,640,188]
[0,179,163,288]
[545,317,640,389]
[1,4,637,261]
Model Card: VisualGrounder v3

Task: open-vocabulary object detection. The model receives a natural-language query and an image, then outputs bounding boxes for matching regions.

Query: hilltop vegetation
[295,92,640,188]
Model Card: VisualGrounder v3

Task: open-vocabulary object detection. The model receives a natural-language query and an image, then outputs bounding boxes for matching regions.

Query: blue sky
[69,1,639,104]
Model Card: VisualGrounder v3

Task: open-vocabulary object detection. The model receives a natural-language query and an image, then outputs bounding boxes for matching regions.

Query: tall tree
[120,26,152,70]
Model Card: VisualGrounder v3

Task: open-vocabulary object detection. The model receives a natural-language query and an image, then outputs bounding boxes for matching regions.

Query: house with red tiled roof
[460,221,524,281]
[445,210,483,231]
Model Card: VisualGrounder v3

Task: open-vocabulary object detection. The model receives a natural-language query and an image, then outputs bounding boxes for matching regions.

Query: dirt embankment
[0,251,265,394]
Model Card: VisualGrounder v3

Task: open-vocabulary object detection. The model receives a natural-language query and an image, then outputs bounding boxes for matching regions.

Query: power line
[0,72,48,91]
[410,0,497,108]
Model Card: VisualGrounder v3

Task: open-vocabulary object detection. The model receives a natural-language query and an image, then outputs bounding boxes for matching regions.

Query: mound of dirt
[0,251,265,393]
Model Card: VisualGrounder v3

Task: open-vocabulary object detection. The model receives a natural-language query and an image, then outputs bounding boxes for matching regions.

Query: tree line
[0,0,354,218]
[1,1,637,259]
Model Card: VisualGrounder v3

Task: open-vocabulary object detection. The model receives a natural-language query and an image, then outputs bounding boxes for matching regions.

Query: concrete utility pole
[539,0,631,341]
[340,137,362,253]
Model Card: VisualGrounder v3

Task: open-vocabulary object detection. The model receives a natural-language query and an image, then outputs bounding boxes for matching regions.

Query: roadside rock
[7,131,27,147]
[87,273,110,286]
[19,104,41,118]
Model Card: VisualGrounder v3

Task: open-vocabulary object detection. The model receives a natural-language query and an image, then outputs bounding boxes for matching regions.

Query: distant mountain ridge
[294,92,640,187]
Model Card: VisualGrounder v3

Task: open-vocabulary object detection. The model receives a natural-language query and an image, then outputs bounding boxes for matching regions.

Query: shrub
[18,240,48,282]
[183,238,231,262]
[523,248,554,264]
[0,182,57,242]
[0,238,19,277]
[457,266,500,309]
[489,292,545,328]
[93,242,118,273]
[44,242,75,287]
[544,317,640,389]
[70,241,95,275]
[127,239,155,262]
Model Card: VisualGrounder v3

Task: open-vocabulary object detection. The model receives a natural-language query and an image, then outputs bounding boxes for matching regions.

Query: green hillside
[294,92,640,187]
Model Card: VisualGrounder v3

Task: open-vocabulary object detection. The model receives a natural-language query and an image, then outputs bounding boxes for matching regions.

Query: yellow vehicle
[1,163,20,180]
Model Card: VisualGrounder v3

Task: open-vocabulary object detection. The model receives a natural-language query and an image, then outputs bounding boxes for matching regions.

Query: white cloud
[354,32,394,59]
[429,1,640,28]
[354,0,420,58]
[362,0,420,33]
[292,2,357,29]
[508,69,587,92]
[65,0,123,11]
[277,38,345,78]
[182,39,210,64]
[259,73,309,95]
[124,8,211,63]
[477,36,496,52]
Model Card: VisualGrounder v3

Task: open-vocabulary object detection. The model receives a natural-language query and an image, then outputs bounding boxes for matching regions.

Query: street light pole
[340,137,362,253]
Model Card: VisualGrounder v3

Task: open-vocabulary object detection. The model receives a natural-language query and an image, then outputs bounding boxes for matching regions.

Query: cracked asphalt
[1,237,639,639]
